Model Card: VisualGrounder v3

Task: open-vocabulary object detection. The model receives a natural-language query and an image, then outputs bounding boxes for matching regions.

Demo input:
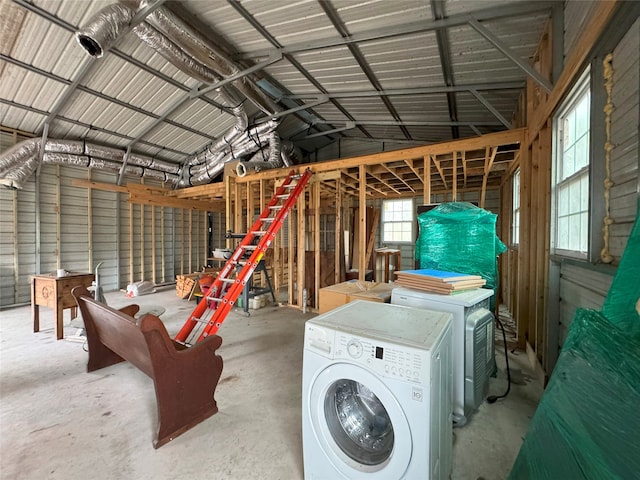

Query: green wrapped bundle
[509,309,640,479]
[416,202,506,294]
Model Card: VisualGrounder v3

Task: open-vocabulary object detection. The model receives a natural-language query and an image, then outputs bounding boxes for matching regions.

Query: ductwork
[1,1,296,189]
[0,138,180,189]
[236,132,283,177]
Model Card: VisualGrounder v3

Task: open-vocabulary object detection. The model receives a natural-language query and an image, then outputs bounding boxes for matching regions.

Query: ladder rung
[262,218,276,222]
[269,205,283,210]
[243,245,258,250]
[220,278,236,283]
[252,231,268,235]
[276,194,289,199]
[191,317,209,324]
[284,184,296,189]
[206,297,223,303]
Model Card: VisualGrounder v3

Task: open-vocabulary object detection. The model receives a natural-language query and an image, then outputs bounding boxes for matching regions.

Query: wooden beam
[335,176,342,284]
[452,152,457,201]
[528,1,619,141]
[382,164,415,192]
[480,146,498,208]
[423,155,431,204]
[236,128,526,181]
[462,151,468,187]
[364,169,397,195]
[432,155,448,190]
[297,188,306,307]
[314,180,321,309]
[404,158,424,184]
[358,165,367,281]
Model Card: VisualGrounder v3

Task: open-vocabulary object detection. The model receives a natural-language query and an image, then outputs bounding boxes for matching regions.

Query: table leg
[71,306,77,320]
[384,255,390,283]
[32,280,40,333]
[55,304,64,340]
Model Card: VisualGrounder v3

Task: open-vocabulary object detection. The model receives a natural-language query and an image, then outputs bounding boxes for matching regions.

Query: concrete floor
[0,287,542,480]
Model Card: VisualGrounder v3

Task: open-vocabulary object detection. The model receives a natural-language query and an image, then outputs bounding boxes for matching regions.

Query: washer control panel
[336,333,425,384]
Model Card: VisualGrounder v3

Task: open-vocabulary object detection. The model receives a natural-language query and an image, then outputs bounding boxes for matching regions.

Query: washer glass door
[325,379,394,465]
[309,363,412,478]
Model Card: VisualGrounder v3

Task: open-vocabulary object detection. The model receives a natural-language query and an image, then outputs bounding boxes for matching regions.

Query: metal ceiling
[0,0,556,183]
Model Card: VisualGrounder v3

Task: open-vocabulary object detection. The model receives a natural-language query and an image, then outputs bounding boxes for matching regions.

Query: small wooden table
[374,248,401,283]
[31,272,95,340]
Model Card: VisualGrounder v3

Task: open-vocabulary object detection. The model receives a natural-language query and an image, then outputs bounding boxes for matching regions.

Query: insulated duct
[236,132,283,177]
[0,137,180,189]
[1,1,296,189]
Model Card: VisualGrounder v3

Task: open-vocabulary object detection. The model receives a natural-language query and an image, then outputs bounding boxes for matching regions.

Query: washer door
[308,362,412,479]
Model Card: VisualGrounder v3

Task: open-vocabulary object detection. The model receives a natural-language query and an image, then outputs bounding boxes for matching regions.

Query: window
[382,199,413,243]
[512,169,520,246]
[552,70,590,257]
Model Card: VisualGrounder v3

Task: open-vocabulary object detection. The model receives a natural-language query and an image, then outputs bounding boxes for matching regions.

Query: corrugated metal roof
[0,0,559,176]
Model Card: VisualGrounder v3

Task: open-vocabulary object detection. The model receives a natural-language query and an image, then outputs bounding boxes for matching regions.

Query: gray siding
[609,18,639,259]
[558,262,613,345]
[564,1,599,62]
[0,138,207,307]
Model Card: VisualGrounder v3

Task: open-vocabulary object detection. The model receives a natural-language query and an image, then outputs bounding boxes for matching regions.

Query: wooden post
[335,176,342,284]
[225,175,232,250]
[452,151,457,201]
[297,188,306,308]
[151,205,156,283]
[288,202,294,305]
[161,206,166,283]
[87,170,93,271]
[186,209,192,272]
[423,155,431,204]
[129,203,134,284]
[358,165,366,281]
[314,179,321,308]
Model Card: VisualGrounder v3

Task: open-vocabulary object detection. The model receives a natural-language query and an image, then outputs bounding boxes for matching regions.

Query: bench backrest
[74,289,155,377]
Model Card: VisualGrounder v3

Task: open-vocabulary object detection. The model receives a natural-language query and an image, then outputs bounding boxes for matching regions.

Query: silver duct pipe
[236,132,283,177]
[0,1,296,190]
[0,137,181,189]
[75,3,135,57]
[136,1,280,116]
[280,140,302,168]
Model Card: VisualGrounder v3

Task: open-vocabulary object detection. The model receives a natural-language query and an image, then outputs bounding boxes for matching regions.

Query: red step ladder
[175,169,313,345]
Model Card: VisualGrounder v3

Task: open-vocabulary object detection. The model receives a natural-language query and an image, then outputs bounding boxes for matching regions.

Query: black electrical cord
[487,315,511,403]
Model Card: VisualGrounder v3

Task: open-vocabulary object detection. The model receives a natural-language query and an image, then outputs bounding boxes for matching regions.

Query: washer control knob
[347,339,363,359]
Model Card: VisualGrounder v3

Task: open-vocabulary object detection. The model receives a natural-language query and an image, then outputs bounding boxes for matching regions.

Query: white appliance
[391,287,495,425]
[302,300,453,480]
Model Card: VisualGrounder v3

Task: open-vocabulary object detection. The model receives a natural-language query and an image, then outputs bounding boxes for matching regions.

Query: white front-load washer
[302,300,453,480]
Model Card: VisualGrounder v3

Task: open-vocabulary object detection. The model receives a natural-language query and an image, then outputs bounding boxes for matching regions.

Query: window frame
[512,169,520,246]
[551,68,591,259]
[381,198,414,244]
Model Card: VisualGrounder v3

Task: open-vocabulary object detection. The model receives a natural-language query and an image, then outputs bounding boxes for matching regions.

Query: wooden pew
[72,287,223,448]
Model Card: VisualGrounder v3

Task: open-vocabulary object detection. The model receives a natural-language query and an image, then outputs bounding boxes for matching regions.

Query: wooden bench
[72,286,223,448]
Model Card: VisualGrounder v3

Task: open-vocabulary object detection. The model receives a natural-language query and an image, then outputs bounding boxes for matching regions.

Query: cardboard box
[350,282,394,304]
[318,280,398,313]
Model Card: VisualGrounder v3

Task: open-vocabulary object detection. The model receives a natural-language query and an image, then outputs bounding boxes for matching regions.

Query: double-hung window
[552,70,591,258]
[382,199,413,243]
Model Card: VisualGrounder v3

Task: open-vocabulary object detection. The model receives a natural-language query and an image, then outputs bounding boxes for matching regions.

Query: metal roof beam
[301,123,356,140]
[313,120,505,127]
[26,0,168,133]
[431,0,459,139]
[254,96,329,123]
[190,52,282,98]
[318,0,412,140]
[0,53,217,142]
[238,1,558,59]
[468,19,554,92]
[281,82,524,100]
[469,90,512,128]
[0,98,188,160]
[226,0,373,139]
[11,0,230,114]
